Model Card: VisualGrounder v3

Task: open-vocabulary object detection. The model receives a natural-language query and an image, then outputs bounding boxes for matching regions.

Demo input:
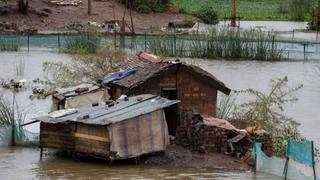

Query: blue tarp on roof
[102,68,137,85]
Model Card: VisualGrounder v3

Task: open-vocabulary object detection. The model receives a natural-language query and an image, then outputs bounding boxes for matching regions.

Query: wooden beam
[41,131,110,143]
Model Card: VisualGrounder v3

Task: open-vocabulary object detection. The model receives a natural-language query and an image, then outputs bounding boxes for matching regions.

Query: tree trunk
[18,0,28,14]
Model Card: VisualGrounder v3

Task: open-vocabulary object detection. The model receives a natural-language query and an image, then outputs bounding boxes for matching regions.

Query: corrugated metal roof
[36,94,179,125]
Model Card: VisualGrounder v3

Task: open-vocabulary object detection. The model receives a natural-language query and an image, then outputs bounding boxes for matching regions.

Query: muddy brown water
[0,147,282,180]
[0,51,319,179]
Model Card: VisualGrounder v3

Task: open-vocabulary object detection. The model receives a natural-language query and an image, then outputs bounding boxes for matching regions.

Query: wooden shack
[51,83,110,112]
[36,94,179,160]
[104,52,231,135]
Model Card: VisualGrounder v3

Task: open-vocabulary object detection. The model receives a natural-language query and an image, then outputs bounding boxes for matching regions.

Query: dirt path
[0,0,192,32]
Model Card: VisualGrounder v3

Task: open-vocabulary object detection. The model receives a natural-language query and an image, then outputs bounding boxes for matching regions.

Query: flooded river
[0,51,319,179]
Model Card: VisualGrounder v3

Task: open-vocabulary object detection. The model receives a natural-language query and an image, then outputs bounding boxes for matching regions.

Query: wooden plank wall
[40,122,110,158]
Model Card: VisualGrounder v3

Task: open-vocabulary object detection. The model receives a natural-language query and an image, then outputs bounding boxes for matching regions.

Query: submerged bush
[195,6,219,25]
[34,47,126,89]
[217,77,303,157]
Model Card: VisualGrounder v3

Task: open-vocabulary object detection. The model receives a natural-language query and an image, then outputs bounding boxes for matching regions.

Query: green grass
[171,0,311,21]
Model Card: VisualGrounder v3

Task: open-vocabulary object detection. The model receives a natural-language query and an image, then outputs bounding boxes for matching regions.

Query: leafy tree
[34,47,126,89]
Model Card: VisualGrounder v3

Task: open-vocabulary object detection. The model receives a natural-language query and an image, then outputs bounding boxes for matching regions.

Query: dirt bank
[140,144,251,171]
[0,0,193,32]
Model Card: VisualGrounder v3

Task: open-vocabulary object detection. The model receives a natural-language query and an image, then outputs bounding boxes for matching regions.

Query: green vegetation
[218,77,303,157]
[0,96,26,146]
[147,29,283,61]
[171,0,315,21]
[195,6,219,25]
[0,37,21,51]
[63,36,99,54]
[136,4,152,14]
[34,47,126,89]
[120,0,169,14]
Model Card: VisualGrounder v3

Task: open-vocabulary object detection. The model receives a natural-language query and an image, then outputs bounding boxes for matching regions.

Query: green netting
[254,142,319,180]
[288,140,314,167]
[0,125,39,146]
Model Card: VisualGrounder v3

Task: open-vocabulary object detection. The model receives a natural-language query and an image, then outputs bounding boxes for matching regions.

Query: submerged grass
[0,37,21,51]
[63,35,99,54]
[0,96,27,146]
[147,29,284,61]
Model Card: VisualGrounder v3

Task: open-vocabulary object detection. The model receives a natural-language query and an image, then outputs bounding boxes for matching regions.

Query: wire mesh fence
[0,33,319,61]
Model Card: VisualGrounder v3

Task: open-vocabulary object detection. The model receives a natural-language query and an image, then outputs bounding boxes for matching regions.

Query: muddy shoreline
[43,144,251,171]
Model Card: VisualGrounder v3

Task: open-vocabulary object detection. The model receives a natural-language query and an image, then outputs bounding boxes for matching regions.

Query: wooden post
[27,34,30,52]
[144,32,147,51]
[58,34,60,51]
[231,0,237,27]
[40,147,43,160]
[88,0,92,15]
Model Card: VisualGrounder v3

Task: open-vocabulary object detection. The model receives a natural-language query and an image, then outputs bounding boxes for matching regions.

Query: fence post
[303,43,307,61]
[144,32,147,51]
[11,124,15,146]
[27,34,30,52]
[174,35,177,56]
[311,141,317,180]
[271,35,275,55]
[58,34,61,51]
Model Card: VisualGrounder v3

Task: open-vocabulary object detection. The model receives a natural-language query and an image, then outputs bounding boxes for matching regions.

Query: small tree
[34,47,126,89]
[233,76,303,156]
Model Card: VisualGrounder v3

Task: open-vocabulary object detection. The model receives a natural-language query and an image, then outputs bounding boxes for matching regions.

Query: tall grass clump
[63,35,99,54]
[146,29,283,61]
[147,36,186,57]
[0,37,21,51]
[0,96,27,146]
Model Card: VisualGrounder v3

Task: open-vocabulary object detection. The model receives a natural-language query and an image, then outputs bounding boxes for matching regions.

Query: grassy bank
[171,0,312,21]
[147,29,283,61]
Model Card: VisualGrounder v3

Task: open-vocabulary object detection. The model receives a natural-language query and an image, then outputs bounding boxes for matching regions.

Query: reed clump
[63,35,99,54]
[0,37,21,51]
[147,29,284,61]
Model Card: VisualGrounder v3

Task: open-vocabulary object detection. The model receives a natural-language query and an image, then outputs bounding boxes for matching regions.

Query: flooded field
[0,51,319,179]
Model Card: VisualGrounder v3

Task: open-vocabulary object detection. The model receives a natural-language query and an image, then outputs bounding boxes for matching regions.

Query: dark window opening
[161,88,179,136]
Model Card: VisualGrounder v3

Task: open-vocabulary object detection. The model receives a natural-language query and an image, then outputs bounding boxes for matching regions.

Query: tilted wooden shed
[36,94,179,160]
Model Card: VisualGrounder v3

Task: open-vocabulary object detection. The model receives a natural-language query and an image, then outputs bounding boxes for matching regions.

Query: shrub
[289,0,314,21]
[152,4,167,13]
[195,6,219,25]
[136,4,152,14]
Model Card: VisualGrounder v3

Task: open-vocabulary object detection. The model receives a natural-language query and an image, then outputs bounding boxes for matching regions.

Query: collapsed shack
[36,94,179,160]
[103,52,231,136]
[51,83,110,112]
